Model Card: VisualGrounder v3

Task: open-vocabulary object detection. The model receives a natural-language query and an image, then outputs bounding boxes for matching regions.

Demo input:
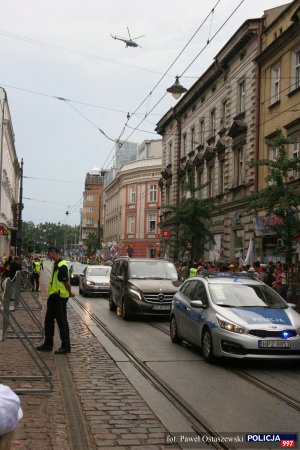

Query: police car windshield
[129,261,178,280]
[209,284,287,309]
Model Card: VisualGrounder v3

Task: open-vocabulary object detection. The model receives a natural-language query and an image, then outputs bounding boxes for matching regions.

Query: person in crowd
[259,266,269,283]
[30,256,42,292]
[7,257,22,280]
[253,260,263,274]
[36,246,75,354]
[189,261,198,277]
[0,384,23,450]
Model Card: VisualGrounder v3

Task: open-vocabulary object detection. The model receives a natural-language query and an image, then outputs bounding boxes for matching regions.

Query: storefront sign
[254,216,283,236]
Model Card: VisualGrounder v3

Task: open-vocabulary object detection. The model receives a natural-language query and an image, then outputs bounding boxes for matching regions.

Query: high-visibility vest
[189,267,198,277]
[33,261,41,273]
[48,260,69,298]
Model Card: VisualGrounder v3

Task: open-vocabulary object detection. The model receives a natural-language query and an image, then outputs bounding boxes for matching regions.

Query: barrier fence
[0,271,53,394]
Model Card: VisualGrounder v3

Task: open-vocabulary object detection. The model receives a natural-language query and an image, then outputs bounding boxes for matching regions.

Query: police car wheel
[170,315,182,344]
[201,328,215,363]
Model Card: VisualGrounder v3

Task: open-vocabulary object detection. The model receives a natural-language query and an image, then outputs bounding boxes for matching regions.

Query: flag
[244,237,254,266]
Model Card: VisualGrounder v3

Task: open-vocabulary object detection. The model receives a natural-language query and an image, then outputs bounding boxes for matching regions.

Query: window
[221,100,227,127]
[235,148,244,185]
[194,282,208,305]
[268,144,279,185]
[182,134,187,156]
[86,194,94,201]
[191,127,195,151]
[291,47,300,91]
[87,217,93,225]
[239,80,245,113]
[289,140,300,179]
[129,185,136,203]
[86,206,94,212]
[271,63,280,104]
[234,229,244,260]
[128,215,135,234]
[210,109,216,137]
[148,213,156,233]
[200,119,205,145]
[208,165,214,197]
[196,170,203,199]
[168,142,172,165]
[181,280,197,300]
[148,184,158,202]
[219,157,225,193]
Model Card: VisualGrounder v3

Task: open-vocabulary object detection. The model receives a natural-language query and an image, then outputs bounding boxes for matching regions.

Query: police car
[170,272,300,363]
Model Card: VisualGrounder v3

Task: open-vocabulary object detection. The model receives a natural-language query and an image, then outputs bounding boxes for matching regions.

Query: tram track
[73,296,235,450]
[149,321,300,413]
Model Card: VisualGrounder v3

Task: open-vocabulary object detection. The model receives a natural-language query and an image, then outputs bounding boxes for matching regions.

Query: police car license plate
[258,340,291,348]
[152,305,171,310]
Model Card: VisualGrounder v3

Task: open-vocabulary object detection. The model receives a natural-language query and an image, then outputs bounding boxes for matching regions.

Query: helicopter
[111,27,144,48]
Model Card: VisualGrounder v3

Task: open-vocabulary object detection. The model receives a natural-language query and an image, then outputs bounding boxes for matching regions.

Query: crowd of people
[174,259,289,300]
[0,254,43,291]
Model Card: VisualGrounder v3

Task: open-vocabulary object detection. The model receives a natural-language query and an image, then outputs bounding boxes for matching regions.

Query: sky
[0,0,288,226]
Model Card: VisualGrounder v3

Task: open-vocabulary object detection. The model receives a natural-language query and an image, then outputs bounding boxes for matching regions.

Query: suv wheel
[170,315,182,344]
[201,328,215,363]
[109,293,117,311]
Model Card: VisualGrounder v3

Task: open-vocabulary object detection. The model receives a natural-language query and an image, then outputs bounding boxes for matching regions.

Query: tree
[160,182,215,262]
[244,130,300,266]
[85,231,100,256]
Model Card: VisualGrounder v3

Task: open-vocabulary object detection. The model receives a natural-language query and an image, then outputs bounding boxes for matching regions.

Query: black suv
[109,257,180,319]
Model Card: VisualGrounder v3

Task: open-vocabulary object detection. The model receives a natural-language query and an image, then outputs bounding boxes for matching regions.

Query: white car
[170,272,300,363]
[79,265,112,297]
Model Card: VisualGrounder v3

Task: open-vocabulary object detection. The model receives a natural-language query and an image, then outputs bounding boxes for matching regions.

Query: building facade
[0,88,20,257]
[103,140,162,258]
[255,0,300,262]
[156,19,262,263]
[80,167,104,247]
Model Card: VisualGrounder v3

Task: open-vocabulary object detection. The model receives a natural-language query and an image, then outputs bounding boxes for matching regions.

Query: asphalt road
[72,287,300,436]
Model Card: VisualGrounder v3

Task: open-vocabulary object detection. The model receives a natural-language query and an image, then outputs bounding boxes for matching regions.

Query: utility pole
[17,158,24,256]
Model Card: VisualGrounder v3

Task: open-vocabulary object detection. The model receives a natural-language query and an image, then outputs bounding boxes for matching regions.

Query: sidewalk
[0,271,176,450]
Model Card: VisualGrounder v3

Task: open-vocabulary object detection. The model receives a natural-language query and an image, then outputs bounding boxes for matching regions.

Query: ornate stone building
[156,19,262,263]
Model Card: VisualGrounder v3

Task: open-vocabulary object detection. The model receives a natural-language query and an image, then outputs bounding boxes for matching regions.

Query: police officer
[36,246,75,354]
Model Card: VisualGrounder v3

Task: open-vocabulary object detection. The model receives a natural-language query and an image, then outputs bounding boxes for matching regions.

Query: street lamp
[167,76,187,100]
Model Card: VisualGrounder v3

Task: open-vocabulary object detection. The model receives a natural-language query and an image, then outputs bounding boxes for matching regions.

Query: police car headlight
[217,316,246,334]
[128,288,142,300]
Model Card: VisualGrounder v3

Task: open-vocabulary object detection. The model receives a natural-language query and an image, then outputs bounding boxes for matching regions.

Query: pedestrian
[36,246,75,354]
[30,256,42,292]
[0,384,23,450]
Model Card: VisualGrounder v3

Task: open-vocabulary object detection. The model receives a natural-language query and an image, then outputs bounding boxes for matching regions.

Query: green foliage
[244,130,300,265]
[21,221,80,254]
[160,181,215,261]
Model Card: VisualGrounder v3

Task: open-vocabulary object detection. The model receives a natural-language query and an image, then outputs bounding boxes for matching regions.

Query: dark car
[109,257,180,320]
[69,263,87,286]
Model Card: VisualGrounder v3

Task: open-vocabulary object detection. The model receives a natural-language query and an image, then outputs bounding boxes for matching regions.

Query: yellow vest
[33,261,41,273]
[48,260,69,298]
[189,267,198,277]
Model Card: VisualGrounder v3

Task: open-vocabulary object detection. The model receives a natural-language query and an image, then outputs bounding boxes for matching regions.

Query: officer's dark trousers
[31,272,40,291]
[44,293,70,347]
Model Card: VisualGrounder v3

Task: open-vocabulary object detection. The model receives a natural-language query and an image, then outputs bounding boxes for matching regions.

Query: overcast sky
[0,0,287,226]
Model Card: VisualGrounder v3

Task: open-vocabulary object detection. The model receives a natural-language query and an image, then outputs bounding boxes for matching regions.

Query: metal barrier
[14,270,42,310]
[0,277,53,394]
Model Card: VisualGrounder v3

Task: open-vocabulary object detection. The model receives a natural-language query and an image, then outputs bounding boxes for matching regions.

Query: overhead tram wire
[102,0,245,172]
